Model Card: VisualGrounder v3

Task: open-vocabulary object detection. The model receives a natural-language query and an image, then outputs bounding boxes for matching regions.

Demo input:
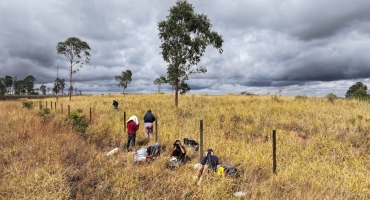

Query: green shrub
[240,91,254,96]
[37,108,50,116]
[22,101,34,109]
[70,109,89,135]
[326,93,338,103]
[295,95,308,100]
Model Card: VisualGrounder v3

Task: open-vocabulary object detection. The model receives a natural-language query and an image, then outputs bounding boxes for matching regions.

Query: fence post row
[199,120,203,161]
[273,130,277,174]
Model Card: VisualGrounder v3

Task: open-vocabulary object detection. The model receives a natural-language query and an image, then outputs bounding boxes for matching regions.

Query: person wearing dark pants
[126,115,139,151]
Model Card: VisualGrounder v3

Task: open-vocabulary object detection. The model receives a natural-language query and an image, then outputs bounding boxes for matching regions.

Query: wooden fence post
[46,101,48,108]
[51,101,53,111]
[199,120,203,161]
[61,104,63,114]
[68,105,70,116]
[90,107,92,124]
[55,102,57,112]
[124,111,126,131]
[273,130,277,174]
[155,117,158,142]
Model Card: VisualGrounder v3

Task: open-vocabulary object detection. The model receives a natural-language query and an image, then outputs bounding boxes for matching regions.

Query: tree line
[0,75,69,96]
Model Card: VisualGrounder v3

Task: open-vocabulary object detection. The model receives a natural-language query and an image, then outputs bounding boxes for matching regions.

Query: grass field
[1,94,370,199]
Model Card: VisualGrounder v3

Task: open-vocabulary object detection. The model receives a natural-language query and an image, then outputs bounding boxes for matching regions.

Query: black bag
[219,163,240,177]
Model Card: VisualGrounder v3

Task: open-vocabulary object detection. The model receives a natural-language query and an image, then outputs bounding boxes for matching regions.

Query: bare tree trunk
[175,84,178,107]
[175,67,179,107]
[69,61,72,101]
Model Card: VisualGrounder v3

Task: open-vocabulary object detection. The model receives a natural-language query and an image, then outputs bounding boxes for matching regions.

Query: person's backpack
[218,163,240,177]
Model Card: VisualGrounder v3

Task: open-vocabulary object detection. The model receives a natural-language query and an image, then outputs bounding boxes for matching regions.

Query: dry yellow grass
[1,94,370,199]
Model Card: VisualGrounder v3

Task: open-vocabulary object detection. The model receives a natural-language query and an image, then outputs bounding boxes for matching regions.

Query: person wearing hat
[194,148,219,185]
[126,115,139,152]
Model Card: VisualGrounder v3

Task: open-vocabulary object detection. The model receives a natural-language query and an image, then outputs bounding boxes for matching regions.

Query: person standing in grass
[126,115,139,152]
[112,100,119,110]
[143,110,156,138]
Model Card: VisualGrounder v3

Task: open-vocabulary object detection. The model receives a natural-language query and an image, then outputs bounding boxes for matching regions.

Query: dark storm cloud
[204,0,370,41]
[1,0,370,97]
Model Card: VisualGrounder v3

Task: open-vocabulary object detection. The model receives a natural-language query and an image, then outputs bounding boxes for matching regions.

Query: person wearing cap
[126,115,139,152]
[194,148,219,185]
[143,110,156,138]
[168,140,186,167]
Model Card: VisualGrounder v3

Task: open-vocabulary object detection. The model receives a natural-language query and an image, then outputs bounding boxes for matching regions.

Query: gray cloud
[1,0,370,98]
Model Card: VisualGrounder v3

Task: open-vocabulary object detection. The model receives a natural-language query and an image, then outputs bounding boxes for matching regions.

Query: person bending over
[143,110,156,138]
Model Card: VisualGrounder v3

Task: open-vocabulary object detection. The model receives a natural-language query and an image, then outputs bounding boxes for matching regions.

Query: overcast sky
[1,0,370,97]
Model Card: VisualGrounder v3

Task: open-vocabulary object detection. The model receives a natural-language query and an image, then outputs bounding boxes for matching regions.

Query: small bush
[326,93,337,103]
[295,95,308,100]
[22,101,34,109]
[70,109,89,135]
[240,91,254,96]
[38,108,51,116]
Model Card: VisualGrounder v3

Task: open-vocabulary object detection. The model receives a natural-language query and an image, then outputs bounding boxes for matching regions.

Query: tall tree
[115,70,132,94]
[0,78,6,96]
[158,0,223,107]
[56,37,91,101]
[60,79,66,95]
[12,76,17,95]
[14,80,26,95]
[24,75,36,94]
[153,76,168,94]
[345,82,368,98]
[40,85,46,95]
[53,78,65,95]
[4,75,13,95]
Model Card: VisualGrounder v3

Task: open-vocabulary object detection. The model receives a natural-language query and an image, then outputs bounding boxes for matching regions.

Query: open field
[1,94,370,199]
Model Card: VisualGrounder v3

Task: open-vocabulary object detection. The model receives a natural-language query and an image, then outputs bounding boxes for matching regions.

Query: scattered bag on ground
[217,163,240,177]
